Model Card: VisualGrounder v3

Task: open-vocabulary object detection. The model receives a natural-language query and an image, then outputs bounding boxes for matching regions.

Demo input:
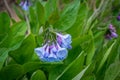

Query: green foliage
[0,0,120,80]
[54,0,80,31]
[9,34,36,64]
[0,64,24,80]
[0,12,10,34]
[0,48,8,70]
[104,62,120,80]
[30,70,47,80]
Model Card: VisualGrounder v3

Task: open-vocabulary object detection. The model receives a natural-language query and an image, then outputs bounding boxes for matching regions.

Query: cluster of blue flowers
[35,32,72,62]
[105,24,118,40]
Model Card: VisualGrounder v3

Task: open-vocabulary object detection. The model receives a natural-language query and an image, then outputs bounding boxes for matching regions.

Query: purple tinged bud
[117,14,120,21]
[105,24,118,40]
[105,34,112,40]
[109,24,116,32]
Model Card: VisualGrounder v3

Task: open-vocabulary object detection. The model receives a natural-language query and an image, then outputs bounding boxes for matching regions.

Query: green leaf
[54,0,80,31]
[45,0,58,20]
[0,33,8,45]
[23,62,63,74]
[56,51,85,80]
[0,48,8,70]
[67,2,89,37]
[81,75,96,80]
[0,21,27,50]
[36,1,45,25]
[86,31,95,65]
[23,62,42,73]
[104,62,120,80]
[9,34,36,64]
[29,7,38,34]
[97,40,117,72]
[0,64,24,80]
[48,10,60,25]
[48,46,82,80]
[30,70,47,80]
[72,34,91,48]
[72,65,90,80]
[0,12,10,34]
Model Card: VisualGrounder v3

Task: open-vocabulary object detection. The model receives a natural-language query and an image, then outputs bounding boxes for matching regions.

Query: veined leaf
[54,0,80,31]
[56,51,85,80]
[0,48,8,70]
[9,34,36,64]
[0,12,10,34]
[104,62,120,80]
[72,65,90,80]
[0,64,24,80]
[36,1,45,25]
[97,40,117,72]
[30,70,47,80]
[45,0,58,20]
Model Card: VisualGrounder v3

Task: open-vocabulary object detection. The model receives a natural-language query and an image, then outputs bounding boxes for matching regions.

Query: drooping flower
[35,26,72,62]
[35,42,68,62]
[19,0,31,11]
[56,33,72,49]
[105,24,118,40]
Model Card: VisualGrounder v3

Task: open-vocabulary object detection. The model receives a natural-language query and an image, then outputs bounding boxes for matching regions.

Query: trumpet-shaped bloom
[57,33,72,49]
[35,43,68,62]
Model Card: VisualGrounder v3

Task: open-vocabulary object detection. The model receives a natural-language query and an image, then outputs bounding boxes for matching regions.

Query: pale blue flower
[57,33,72,49]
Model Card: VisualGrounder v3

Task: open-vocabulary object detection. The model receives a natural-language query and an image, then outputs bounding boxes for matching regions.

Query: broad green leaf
[97,40,116,72]
[0,21,27,50]
[0,12,10,34]
[107,39,120,67]
[56,51,85,80]
[104,62,120,80]
[72,34,91,48]
[0,48,8,70]
[67,2,89,38]
[72,65,90,80]
[36,1,45,25]
[54,0,80,31]
[29,7,38,34]
[45,0,58,20]
[11,21,27,37]
[0,33,8,45]
[48,10,60,25]
[86,31,95,65]
[48,46,82,80]
[30,70,47,80]
[23,62,42,73]
[9,34,36,64]
[23,62,63,74]
[0,64,24,80]
[81,75,96,80]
